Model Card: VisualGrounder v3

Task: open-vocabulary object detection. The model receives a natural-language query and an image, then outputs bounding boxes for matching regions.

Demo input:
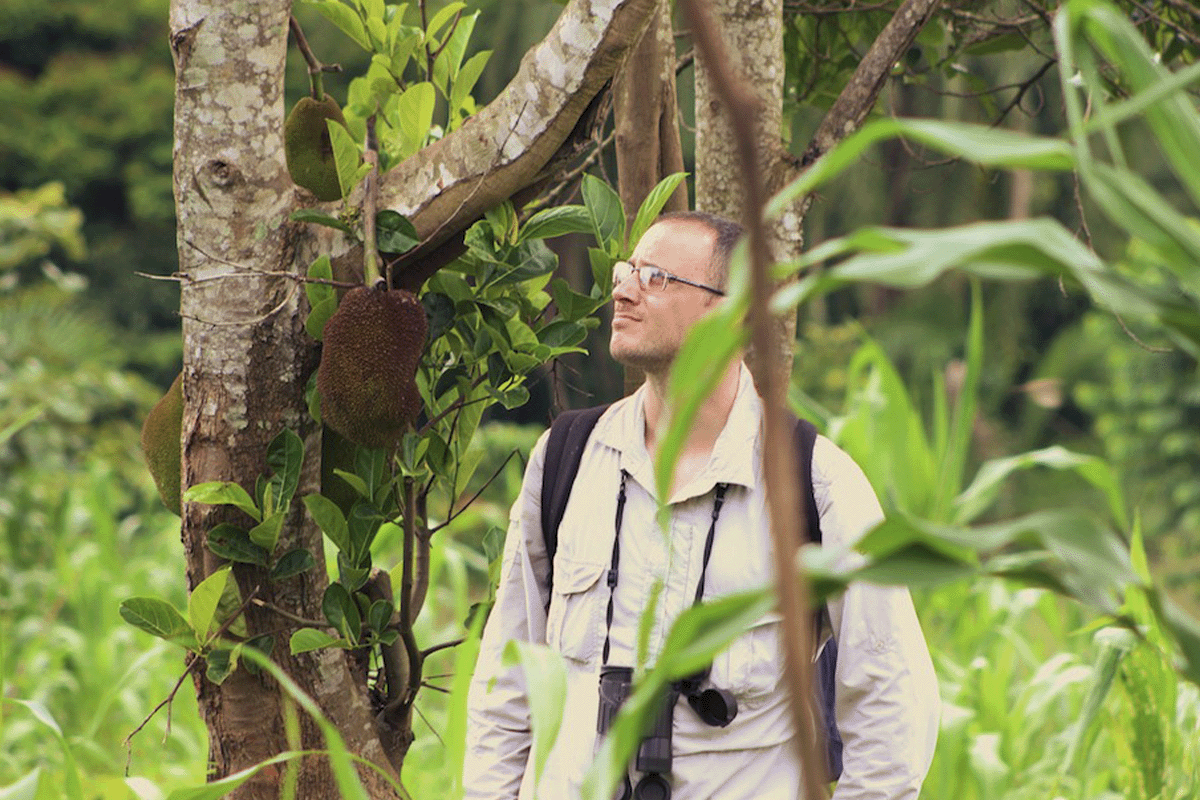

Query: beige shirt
[465,366,940,799]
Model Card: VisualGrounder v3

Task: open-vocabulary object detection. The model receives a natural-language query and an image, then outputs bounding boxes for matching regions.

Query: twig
[289,15,342,98]
[681,1,827,797]
[412,701,445,746]
[251,598,330,629]
[429,450,520,533]
[421,638,465,658]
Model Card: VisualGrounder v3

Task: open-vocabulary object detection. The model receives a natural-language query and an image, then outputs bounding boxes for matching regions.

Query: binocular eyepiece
[598,665,738,800]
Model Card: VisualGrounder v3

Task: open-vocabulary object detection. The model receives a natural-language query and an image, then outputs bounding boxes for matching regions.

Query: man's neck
[641,361,742,462]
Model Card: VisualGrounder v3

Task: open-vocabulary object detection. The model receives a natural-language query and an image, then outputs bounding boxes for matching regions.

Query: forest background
[2,0,1199,798]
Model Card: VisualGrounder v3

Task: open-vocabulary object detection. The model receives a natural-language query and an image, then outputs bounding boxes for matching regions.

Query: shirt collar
[593,363,762,502]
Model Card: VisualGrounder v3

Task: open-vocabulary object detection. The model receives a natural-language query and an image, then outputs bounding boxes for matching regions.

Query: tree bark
[614,0,688,395]
[170,0,657,795]
[693,0,801,386]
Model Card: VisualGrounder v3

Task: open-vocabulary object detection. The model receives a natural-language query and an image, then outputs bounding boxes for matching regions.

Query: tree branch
[799,0,941,167]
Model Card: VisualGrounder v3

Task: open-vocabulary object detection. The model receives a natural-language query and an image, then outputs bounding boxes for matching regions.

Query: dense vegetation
[3,0,1199,798]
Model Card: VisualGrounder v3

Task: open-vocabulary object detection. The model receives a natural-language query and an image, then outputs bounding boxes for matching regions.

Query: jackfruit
[317,286,427,450]
[284,95,347,202]
[141,373,183,516]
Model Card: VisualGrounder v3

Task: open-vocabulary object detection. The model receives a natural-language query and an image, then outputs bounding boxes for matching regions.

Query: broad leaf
[188,566,232,645]
[206,523,270,566]
[183,481,261,522]
[628,172,687,252]
[519,205,592,242]
[120,598,196,649]
[376,210,419,254]
[271,548,317,582]
[249,511,286,552]
[322,582,361,643]
[304,494,351,554]
[582,175,625,256]
[290,628,343,655]
[265,428,305,513]
[328,121,368,199]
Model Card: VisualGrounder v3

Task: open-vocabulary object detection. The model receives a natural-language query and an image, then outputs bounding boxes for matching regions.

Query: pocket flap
[553,556,606,595]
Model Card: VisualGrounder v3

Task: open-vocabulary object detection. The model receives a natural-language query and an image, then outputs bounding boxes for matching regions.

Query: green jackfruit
[284,95,347,202]
[141,373,183,516]
[317,286,427,450]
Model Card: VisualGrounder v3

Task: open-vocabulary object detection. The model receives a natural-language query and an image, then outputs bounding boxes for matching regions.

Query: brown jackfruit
[140,373,183,516]
[317,286,427,450]
[284,95,347,202]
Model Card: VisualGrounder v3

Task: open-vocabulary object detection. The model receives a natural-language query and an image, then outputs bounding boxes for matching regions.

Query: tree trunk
[170,0,658,795]
[614,0,688,395]
[170,0,403,796]
[693,0,801,385]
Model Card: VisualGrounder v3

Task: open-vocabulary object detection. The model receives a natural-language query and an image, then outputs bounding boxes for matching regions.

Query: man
[465,211,940,799]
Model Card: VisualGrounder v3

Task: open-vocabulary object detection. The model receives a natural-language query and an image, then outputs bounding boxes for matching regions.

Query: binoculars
[597,665,738,800]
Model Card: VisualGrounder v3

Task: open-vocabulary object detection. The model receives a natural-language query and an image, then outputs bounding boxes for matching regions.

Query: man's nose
[612,270,640,303]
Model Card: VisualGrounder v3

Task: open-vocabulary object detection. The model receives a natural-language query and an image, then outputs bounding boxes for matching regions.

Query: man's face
[609,220,722,373]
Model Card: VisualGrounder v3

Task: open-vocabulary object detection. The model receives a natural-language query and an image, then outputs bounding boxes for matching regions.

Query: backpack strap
[539,404,611,590]
[792,415,822,545]
[794,415,845,779]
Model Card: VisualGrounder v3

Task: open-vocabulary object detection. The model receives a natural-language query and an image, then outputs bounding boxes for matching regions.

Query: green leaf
[119,597,195,648]
[658,304,746,502]
[0,768,40,800]
[393,81,436,159]
[536,319,588,350]
[549,277,605,321]
[183,481,261,522]
[954,446,1128,528]
[206,523,270,565]
[450,50,490,119]
[205,646,238,685]
[769,118,1075,217]
[305,254,336,308]
[332,468,371,500]
[271,548,317,582]
[425,2,466,42]
[307,0,371,51]
[249,511,286,552]
[328,120,367,199]
[322,583,361,643]
[4,700,82,800]
[290,209,354,235]
[376,210,419,254]
[290,628,343,655]
[189,566,232,645]
[367,599,394,635]
[582,174,626,256]
[518,205,592,243]
[304,494,351,554]
[266,428,305,512]
[507,642,568,786]
[628,172,687,253]
[307,295,339,341]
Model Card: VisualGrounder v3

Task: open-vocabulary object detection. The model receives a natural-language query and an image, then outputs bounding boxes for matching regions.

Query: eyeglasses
[612,261,725,297]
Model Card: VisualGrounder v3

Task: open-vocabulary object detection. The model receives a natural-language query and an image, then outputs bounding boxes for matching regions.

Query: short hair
[653,210,743,290]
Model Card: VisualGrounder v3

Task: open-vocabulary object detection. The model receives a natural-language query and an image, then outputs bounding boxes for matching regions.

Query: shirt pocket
[712,612,785,705]
[546,556,607,665]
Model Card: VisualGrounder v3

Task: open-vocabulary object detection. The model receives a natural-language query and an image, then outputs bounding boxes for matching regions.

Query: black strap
[793,416,822,546]
[540,404,611,591]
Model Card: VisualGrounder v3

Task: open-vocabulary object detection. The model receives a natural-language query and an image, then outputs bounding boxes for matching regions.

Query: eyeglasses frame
[612,260,725,297]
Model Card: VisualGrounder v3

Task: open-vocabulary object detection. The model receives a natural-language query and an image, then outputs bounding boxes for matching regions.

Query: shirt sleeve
[463,430,553,799]
[813,437,941,800]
